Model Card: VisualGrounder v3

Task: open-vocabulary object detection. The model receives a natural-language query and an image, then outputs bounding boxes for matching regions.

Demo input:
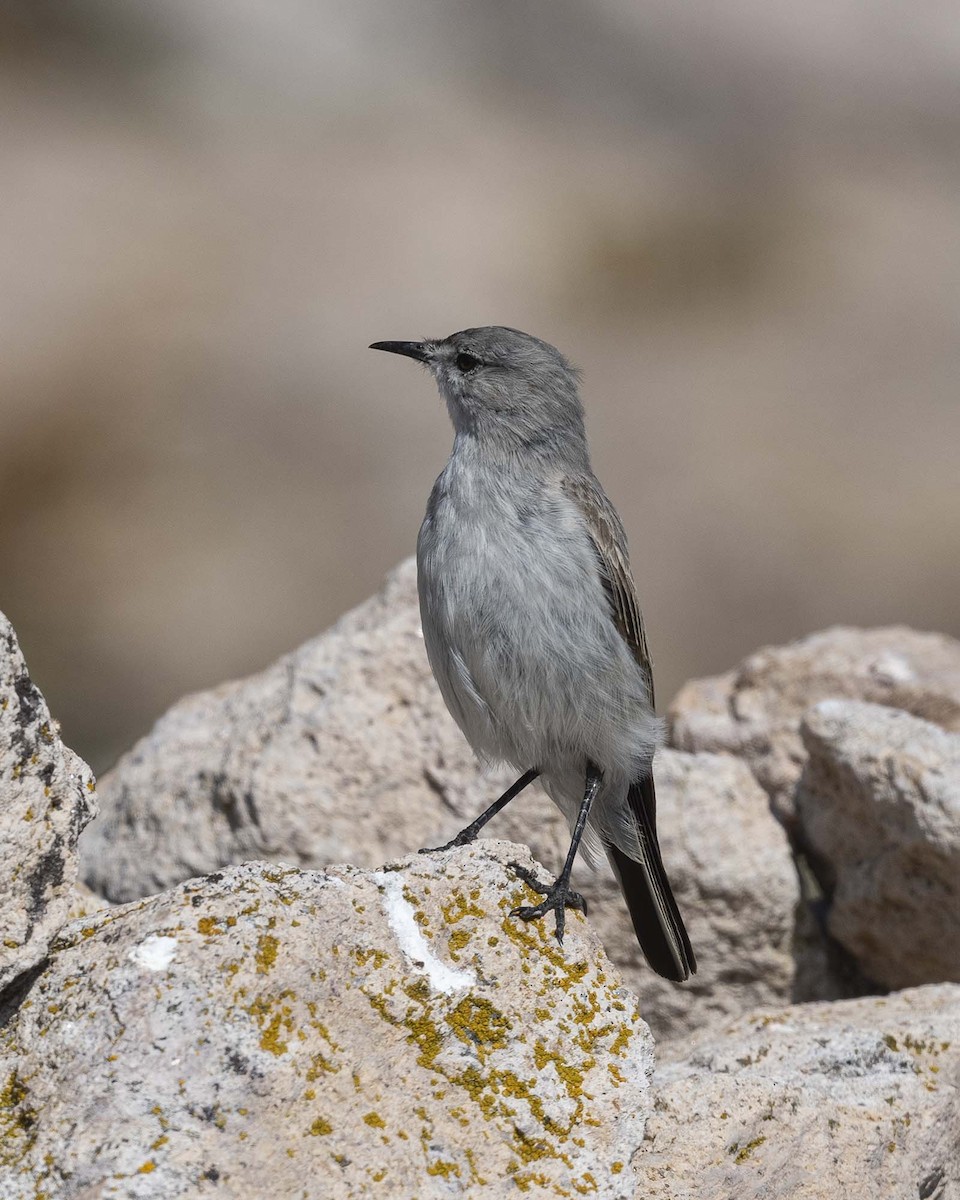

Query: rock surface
[82,560,799,1048]
[642,984,960,1200]
[0,843,651,1199]
[0,612,97,993]
[589,750,798,1052]
[797,701,960,990]
[669,626,960,825]
[81,559,486,900]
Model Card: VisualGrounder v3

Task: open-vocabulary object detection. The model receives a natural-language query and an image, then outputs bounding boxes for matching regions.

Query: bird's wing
[563,473,695,981]
[561,473,655,708]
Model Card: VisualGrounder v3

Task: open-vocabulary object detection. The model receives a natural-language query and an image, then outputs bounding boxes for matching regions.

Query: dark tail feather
[606,775,697,983]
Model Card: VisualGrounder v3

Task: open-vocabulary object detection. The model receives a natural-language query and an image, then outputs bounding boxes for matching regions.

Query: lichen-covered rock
[797,701,960,990]
[0,612,97,993]
[669,626,960,825]
[641,984,960,1199]
[0,843,651,1199]
[83,561,798,1049]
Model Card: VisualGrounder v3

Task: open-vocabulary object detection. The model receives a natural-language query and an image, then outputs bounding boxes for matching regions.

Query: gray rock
[0,843,651,1199]
[797,701,960,990]
[0,612,97,993]
[669,626,960,825]
[588,749,799,1056]
[642,984,960,1200]
[65,881,111,922]
[82,559,474,899]
[83,561,798,1049]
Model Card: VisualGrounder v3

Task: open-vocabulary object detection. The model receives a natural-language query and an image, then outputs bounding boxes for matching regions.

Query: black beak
[369,340,433,363]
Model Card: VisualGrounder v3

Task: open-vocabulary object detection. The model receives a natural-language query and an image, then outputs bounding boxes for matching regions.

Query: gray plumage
[370,326,696,982]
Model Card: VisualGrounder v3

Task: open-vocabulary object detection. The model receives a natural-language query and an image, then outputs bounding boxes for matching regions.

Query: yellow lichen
[305,1050,338,1080]
[255,934,279,974]
[732,1135,766,1164]
[448,928,472,958]
[441,891,485,925]
[353,947,389,969]
[245,992,296,1056]
[259,1013,287,1055]
[447,996,511,1052]
[426,1159,461,1178]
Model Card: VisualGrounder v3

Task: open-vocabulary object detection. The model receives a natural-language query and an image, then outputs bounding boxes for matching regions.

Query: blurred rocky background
[1,0,958,774]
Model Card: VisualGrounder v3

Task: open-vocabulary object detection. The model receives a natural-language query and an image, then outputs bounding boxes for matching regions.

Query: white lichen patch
[128,934,178,971]
[372,871,475,995]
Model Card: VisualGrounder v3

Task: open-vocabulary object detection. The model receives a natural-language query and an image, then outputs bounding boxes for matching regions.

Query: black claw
[508,862,552,894]
[418,832,476,855]
[508,863,587,944]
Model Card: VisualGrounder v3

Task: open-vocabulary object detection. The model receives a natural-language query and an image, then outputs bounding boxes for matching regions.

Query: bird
[370,326,696,982]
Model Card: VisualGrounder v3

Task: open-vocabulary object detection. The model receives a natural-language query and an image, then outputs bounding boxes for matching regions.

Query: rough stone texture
[584,750,799,1055]
[669,626,960,825]
[65,882,111,922]
[797,701,960,991]
[83,560,799,1048]
[81,559,488,899]
[642,984,960,1200]
[0,612,97,993]
[0,843,651,1199]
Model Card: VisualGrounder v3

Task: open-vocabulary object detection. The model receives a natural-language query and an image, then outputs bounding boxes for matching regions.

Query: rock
[81,559,479,900]
[641,984,960,1200]
[0,843,651,1199]
[83,561,798,1049]
[65,882,110,922]
[0,612,97,994]
[796,701,960,990]
[669,626,960,825]
[585,750,799,1055]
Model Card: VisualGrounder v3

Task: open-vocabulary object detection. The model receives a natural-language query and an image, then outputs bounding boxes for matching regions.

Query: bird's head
[370,326,587,461]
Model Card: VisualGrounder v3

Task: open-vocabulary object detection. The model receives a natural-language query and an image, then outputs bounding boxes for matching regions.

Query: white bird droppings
[129,934,178,972]
[373,871,475,995]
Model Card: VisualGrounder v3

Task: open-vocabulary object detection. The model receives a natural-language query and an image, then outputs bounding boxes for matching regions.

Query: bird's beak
[369,340,434,363]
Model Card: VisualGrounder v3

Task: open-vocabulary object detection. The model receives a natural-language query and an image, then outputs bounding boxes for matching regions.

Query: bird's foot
[508,862,587,945]
[418,829,478,855]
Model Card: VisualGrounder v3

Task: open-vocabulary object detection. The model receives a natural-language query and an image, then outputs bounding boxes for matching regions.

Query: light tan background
[1,1,958,771]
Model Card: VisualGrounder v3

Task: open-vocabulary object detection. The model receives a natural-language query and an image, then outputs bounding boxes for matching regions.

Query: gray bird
[370,326,696,982]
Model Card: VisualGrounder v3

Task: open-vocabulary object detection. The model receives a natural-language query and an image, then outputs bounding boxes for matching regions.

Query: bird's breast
[417,459,652,771]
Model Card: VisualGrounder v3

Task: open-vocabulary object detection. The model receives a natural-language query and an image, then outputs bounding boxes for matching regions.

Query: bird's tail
[606,774,696,982]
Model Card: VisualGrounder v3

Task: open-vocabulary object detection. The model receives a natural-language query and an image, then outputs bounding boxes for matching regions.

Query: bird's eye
[456,352,480,373]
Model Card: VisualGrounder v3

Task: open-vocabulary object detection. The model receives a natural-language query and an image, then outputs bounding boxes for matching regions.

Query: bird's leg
[419,768,540,854]
[510,762,603,944]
